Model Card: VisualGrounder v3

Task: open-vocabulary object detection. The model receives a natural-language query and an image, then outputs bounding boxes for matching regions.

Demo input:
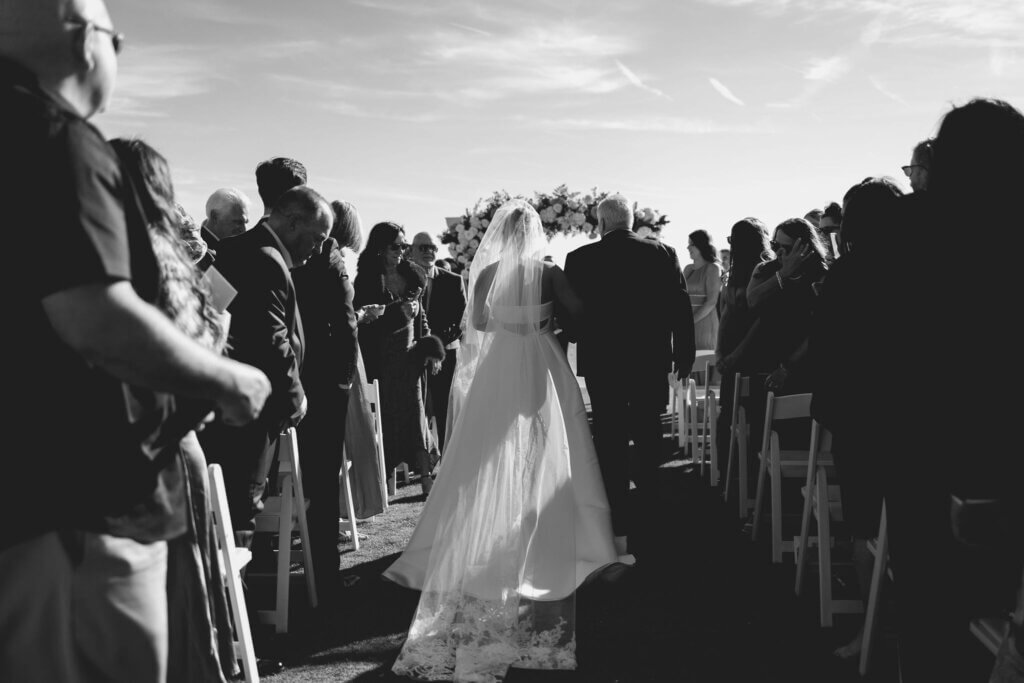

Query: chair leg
[724,425,736,503]
[770,448,783,563]
[817,470,832,627]
[340,449,359,552]
[751,438,769,540]
[708,399,719,488]
[274,475,293,634]
[738,414,749,518]
[860,505,889,676]
[795,480,814,596]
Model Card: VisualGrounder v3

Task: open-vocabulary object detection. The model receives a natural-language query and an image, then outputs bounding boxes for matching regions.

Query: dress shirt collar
[261,222,294,270]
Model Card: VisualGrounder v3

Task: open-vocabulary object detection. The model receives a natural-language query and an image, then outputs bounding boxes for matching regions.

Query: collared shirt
[262,222,295,269]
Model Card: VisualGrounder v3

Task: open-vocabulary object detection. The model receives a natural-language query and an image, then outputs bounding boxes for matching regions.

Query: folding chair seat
[208,464,259,683]
[251,428,317,633]
[750,391,814,563]
[793,420,862,626]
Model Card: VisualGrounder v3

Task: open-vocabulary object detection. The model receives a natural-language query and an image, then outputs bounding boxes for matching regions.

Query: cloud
[521,115,766,134]
[105,45,220,121]
[449,22,493,37]
[803,55,852,82]
[708,77,745,105]
[615,60,671,99]
[422,26,633,99]
[868,76,910,106]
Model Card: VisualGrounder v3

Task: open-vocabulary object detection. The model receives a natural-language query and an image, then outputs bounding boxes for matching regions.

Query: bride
[383,199,624,682]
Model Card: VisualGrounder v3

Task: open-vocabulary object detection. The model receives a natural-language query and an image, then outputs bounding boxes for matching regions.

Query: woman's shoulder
[683,263,694,275]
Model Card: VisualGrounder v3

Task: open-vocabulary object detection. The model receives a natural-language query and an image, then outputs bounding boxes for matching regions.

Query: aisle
[252,423,905,682]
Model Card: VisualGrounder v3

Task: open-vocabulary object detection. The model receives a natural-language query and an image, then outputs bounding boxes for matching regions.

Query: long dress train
[384,300,618,682]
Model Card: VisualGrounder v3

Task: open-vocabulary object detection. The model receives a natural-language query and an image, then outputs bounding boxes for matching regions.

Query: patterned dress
[684,262,722,351]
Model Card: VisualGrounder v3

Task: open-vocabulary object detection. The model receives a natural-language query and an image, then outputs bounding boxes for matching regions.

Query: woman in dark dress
[714,217,772,481]
[354,222,443,496]
[810,176,903,660]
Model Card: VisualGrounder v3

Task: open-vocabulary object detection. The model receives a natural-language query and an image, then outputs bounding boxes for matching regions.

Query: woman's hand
[358,304,385,324]
[428,358,442,376]
[778,238,814,278]
[765,365,789,392]
[716,355,735,375]
[400,300,419,319]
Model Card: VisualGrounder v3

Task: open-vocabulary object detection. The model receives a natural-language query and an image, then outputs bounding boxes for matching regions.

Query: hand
[716,355,735,375]
[359,304,385,324]
[428,358,442,376]
[778,238,814,278]
[285,395,308,431]
[765,366,789,392]
[400,300,419,319]
[218,362,271,427]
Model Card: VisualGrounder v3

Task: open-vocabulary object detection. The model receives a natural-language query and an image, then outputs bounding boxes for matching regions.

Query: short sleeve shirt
[1,58,182,548]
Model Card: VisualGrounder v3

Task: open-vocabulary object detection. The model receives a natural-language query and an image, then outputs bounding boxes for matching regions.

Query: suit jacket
[423,266,467,347]
[565,229,695,385]
[214,222,305,434]
[292,238,358,392]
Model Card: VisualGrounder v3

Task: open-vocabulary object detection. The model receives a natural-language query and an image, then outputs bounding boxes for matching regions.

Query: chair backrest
[691,350,717,388]
[729,374,752,425]
[208,463,235,557]
[760,391,813,459]
[363,379,385,471]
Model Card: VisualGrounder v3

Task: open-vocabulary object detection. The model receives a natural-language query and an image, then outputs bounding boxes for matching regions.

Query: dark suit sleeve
[562,251,581,343]
[435,273,467,346]
[666,246,696,376]
[226,252,305,429]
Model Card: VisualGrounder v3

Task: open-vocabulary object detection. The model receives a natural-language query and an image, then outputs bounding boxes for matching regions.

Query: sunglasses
[770,240,793,252]
[65,19,125,55]
[387,242,410,252]
[901,164,926,177]
[417,244,438,253]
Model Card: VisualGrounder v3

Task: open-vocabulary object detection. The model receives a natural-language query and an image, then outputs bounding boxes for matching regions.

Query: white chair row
[670,350,719,484]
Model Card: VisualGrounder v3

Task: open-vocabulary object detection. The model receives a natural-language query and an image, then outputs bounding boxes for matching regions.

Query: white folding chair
[361,379,390,504]
[723,374,752,518]
[677,351,717,463]
[750,392,814,563]
[860,501,889,676]
[338,444,359,551]
[704,388,720,487]
[252,428,318,633]
[208,464,259,683]
[793,421,862,626]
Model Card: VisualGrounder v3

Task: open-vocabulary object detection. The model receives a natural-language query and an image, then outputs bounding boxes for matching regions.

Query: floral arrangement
[442,184,669,269]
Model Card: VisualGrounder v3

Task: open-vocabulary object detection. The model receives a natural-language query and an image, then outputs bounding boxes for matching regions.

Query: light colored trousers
[0,531,168,683]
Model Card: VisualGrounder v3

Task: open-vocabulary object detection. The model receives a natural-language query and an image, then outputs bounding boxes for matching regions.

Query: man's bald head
[204,187,251,240]
[0,0,118,118]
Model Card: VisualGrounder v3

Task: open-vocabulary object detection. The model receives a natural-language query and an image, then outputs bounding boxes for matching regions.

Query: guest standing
[354,222,441,496]
[684,229,723,351]
[291,200,360,605]
[409,231,467,452]
[0,4,270,680]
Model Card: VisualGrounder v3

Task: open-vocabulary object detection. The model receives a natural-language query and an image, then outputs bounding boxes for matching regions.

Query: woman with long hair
[109,137,235,682]
[713,218,772,482]
[354,221,443,496]
[684,229,723,351]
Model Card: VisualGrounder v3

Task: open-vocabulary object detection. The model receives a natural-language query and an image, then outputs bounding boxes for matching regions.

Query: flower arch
[441,185,669,269]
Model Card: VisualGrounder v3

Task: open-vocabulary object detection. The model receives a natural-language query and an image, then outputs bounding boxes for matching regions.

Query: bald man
[202,186,251,251]
[0,1,270,681]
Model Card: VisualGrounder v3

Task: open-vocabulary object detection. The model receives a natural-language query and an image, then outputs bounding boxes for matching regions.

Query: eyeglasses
[387,242,410,252]
[770,240,793,252]
[65,19,125,55]
[417,244,438,254]
[901,164,926,177]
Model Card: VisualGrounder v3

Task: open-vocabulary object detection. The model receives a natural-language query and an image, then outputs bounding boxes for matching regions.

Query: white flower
[448,244,459,257]
[457,255,468,265]
[553,202,563,214]
[480,218,489,228]
[636,226,653,238]
[469,215,481,229]
[539,207,556,223]
[455,222,466,233]
[469,238,480,248]
[466,226,479,240]
[458,230,471,245]
[583,194,593,205]
[570,212,586,227]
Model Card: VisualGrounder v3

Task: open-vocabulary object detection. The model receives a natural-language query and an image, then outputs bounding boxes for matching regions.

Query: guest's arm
[668,247,696,379]
[550,263,582,339]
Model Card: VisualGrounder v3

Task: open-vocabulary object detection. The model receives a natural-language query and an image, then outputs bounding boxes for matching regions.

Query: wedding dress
[383,199,618,682]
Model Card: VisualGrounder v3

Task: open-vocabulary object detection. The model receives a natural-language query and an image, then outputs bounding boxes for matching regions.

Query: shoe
[255,659,284,677]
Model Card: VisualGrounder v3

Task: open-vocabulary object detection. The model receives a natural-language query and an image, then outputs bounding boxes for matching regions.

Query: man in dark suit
[199,186,333,549]
[565,194,695,554]
[410,231,467,451]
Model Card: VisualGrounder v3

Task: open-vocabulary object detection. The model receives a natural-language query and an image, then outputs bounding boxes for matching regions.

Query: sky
[99,0,1024,266]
